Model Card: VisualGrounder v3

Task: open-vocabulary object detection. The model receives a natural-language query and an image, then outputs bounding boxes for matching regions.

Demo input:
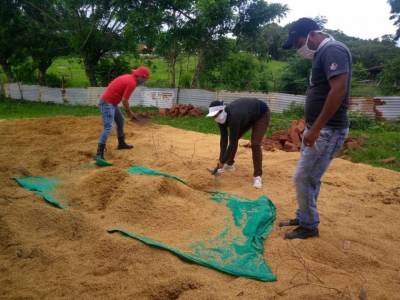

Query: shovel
[130,113,150,125]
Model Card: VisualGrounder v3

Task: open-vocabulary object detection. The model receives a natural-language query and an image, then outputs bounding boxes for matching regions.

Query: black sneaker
[284,226,319,240]
[278,218,299,227]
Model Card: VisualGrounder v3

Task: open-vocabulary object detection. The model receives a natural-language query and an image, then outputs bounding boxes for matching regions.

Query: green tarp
[13,167,277,281]
[13,176,64,209]
[109,191,276,281]
[127,166,186,184]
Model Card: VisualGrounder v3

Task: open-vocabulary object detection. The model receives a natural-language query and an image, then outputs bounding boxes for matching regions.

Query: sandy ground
[0,116,399,300]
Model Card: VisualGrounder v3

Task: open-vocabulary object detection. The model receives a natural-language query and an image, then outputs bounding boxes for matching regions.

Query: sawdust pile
[1,116,399,299]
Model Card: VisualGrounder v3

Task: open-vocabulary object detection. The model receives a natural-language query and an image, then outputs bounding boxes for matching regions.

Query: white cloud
[274,0,397,40]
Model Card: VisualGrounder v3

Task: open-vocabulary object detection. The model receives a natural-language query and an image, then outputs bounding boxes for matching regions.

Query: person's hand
[127,111,134,119]
[211,167,224,176]
[303,127,320,147]
[210,161,224,176]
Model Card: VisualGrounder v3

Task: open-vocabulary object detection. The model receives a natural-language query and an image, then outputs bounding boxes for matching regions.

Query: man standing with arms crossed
[95,66,150,164]
[280,18,352,239]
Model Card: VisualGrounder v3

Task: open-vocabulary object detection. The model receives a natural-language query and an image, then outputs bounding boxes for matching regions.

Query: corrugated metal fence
[2,83,399,120]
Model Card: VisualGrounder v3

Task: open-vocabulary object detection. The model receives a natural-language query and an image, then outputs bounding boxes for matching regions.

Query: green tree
[21,0,71,85]
[0,0,27,82]
[187,0,287,88]
[27,0,153,86]
[95,55,131,86]
[327,29,400,69]
[352,62,369,81]
[389,0,400,40]
[278,56,311,94]
[380,56,400,94]
[153,0,193,87]
[238,23,288,60]
[60,1,135,86]
[220,52,261,90]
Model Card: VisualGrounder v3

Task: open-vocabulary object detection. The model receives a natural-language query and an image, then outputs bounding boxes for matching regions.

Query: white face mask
[297,33,315,60]
[297,31,333,60]
[215,110,227,124]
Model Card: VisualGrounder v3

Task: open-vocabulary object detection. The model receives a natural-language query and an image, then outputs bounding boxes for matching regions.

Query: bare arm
[122,98,134,119]
[303,73,348,146]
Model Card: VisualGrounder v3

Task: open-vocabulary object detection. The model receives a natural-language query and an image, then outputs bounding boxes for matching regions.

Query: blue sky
[274,0,397,40]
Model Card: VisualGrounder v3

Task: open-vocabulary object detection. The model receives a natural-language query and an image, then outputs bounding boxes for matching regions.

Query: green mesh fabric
[109,190,276,282]
[13,176,64,209]
[127,166,186,184]
[13,169,277,281]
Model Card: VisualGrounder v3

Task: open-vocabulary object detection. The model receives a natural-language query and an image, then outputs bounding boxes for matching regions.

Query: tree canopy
[1,1,399,95]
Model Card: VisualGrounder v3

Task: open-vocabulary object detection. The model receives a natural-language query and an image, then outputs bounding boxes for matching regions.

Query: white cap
[206,105,225,117]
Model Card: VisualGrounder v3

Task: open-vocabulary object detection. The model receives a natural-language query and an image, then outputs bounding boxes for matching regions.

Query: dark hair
[282,18,320,49]
[209,100,224,108]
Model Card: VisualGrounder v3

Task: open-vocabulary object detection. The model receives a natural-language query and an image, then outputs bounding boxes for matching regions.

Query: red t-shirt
[101,74,137,105]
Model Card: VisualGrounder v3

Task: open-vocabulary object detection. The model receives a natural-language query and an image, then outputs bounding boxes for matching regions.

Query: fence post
[176,87,180,105]
[17,82,23,100]
[61,76,67,104]
[0,81,4,99]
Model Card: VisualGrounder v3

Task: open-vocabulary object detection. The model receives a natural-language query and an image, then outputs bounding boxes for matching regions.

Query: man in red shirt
[95,66,150,163]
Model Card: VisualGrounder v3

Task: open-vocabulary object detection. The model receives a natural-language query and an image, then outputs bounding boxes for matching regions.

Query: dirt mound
[64,167,129,211]
[61,169,230,249]
[159,104,204,117]
[1,116,400,299]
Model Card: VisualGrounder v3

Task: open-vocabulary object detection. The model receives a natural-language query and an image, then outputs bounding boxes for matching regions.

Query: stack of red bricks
[268,119,306,152]
[159,104,204,117]
[244,119,305,152]
[133,111,158,118]
[244,119,364,153]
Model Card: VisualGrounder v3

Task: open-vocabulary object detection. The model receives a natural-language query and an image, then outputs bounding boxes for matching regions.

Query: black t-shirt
[305,40,352,128]
[219,98,268,163]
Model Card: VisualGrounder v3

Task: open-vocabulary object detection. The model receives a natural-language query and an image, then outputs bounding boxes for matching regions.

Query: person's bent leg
[115,106,133,149]
[250,110,270,188]
[251,110,270,177]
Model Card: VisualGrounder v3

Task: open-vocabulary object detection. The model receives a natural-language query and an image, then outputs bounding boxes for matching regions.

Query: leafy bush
[278,56,311,94]
[44,74,62,87]
[12,59,37,84]
[379,56,400,95]
[178,72,192,88]
[220,52,261,91]
[282,102,304,119]
[349,111,375,130]
[352,62,369,81]
[145,79,169,88]
[95,56,131,86]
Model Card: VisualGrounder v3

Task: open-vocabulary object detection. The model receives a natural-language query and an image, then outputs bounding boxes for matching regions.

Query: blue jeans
[294,127,349,229]
[98,100,125,144]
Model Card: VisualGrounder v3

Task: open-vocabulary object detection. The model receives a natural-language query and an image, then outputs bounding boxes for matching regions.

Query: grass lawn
[346,124,400,172]
[0,56,394,97]
[45,55,198,88]
[0,98,99,119]
[47,57,89,88]
[2,56,282,91]
[351,83,384,97]
[1,98,399,172]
